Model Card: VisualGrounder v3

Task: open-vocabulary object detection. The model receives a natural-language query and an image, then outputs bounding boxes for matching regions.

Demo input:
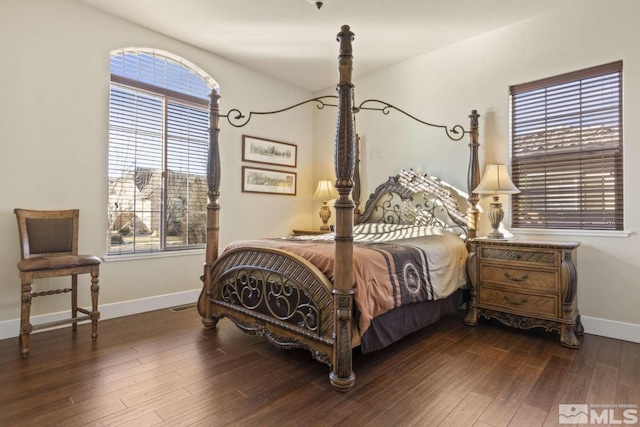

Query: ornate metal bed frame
[197,25,481,392]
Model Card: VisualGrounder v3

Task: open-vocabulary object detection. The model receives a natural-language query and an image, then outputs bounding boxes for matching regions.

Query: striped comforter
[224,224,468,335]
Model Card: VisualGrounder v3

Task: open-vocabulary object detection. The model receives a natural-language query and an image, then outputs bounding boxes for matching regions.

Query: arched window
[107,48,217,255]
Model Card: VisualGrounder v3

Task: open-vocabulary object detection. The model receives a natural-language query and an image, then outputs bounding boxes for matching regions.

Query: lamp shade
[474,164,520,195]
[313,180,338,200]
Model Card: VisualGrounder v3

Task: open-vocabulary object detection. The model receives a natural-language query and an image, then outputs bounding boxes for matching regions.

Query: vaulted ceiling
[78,0,570,92]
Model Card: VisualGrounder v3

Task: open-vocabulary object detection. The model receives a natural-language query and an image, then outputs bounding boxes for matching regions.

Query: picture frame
[242,135,297,168]
[242,166,297,196]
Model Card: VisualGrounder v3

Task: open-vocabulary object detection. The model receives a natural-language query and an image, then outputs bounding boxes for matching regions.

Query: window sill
[510,228,631,238]
[103,248,205,263]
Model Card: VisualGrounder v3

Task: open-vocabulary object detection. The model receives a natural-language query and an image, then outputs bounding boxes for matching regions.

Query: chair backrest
[14,209,79,259]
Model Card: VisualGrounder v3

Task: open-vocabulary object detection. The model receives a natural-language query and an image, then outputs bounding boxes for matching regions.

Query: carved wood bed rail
[209,247,335,364]
[198,25,481,392]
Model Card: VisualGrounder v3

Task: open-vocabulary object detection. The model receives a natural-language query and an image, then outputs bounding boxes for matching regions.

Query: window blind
[108,50,211,255]
[510,61,623,230]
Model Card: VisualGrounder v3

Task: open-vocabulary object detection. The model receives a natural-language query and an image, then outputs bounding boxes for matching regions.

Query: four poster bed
[197,25,481,392]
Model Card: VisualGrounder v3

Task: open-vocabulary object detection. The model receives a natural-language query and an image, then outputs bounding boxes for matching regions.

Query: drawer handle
[504,295,528,305]
[504,272,528,282]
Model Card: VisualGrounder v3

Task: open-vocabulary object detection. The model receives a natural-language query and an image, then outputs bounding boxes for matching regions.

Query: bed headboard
[356,169,469,238]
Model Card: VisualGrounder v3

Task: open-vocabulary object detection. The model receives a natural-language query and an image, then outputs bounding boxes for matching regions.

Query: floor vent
[169,303,196,312]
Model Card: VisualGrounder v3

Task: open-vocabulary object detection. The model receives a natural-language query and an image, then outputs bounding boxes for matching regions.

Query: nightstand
[464,238,583,348]
[291,229,330,236]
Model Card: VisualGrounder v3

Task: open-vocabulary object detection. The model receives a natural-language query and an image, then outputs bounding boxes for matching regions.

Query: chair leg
[19,274,33,359]
[72,274,78,332]
[90,267,100,341]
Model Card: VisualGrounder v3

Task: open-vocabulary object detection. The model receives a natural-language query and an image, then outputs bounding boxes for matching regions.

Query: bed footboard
[198,247,335,365]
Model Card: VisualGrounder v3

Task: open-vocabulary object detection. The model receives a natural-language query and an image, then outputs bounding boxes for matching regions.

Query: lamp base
[318,203,331,232]
[484,196,505,239]
[485,230,505,239]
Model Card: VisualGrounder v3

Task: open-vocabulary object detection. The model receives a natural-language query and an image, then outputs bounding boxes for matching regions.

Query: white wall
[315,0,640,334]
[1,0,637,342]
[0,0,315,328]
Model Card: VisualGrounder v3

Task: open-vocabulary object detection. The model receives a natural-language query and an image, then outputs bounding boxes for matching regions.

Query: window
[510,61,623,231]
[108,49,216,255]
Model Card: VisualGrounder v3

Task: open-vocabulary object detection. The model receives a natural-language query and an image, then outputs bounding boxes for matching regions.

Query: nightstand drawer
[478,287,558,318]
[480,266,557,293]
[480,246,558,268]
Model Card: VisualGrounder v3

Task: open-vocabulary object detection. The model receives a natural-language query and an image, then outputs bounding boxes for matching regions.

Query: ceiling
[78,0,567,92]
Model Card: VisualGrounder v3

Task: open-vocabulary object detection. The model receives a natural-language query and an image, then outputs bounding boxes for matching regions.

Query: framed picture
[242,135,297,168]
[242,166,297,196]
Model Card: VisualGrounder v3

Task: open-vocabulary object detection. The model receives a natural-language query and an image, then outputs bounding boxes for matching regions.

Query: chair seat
[18,255,101,272]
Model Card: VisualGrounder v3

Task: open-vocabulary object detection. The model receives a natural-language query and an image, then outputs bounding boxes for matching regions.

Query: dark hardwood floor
[0,307,637,426]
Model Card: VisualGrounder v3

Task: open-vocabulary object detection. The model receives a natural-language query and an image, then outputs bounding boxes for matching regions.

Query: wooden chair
[14,209,100,358]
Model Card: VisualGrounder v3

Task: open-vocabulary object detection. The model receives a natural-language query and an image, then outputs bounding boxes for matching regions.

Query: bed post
[466,110,480,239]
[353,133,361,223]
[198,87,222,328]
[330,24,356,392]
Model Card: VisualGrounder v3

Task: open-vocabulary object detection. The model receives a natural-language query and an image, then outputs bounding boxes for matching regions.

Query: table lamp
[473,164,520,239]
[313,180,338,232]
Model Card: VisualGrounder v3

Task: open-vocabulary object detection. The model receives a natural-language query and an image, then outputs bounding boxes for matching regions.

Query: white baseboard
[0,289,200,341]
[580,315,640,344]
[1,296,637,345]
